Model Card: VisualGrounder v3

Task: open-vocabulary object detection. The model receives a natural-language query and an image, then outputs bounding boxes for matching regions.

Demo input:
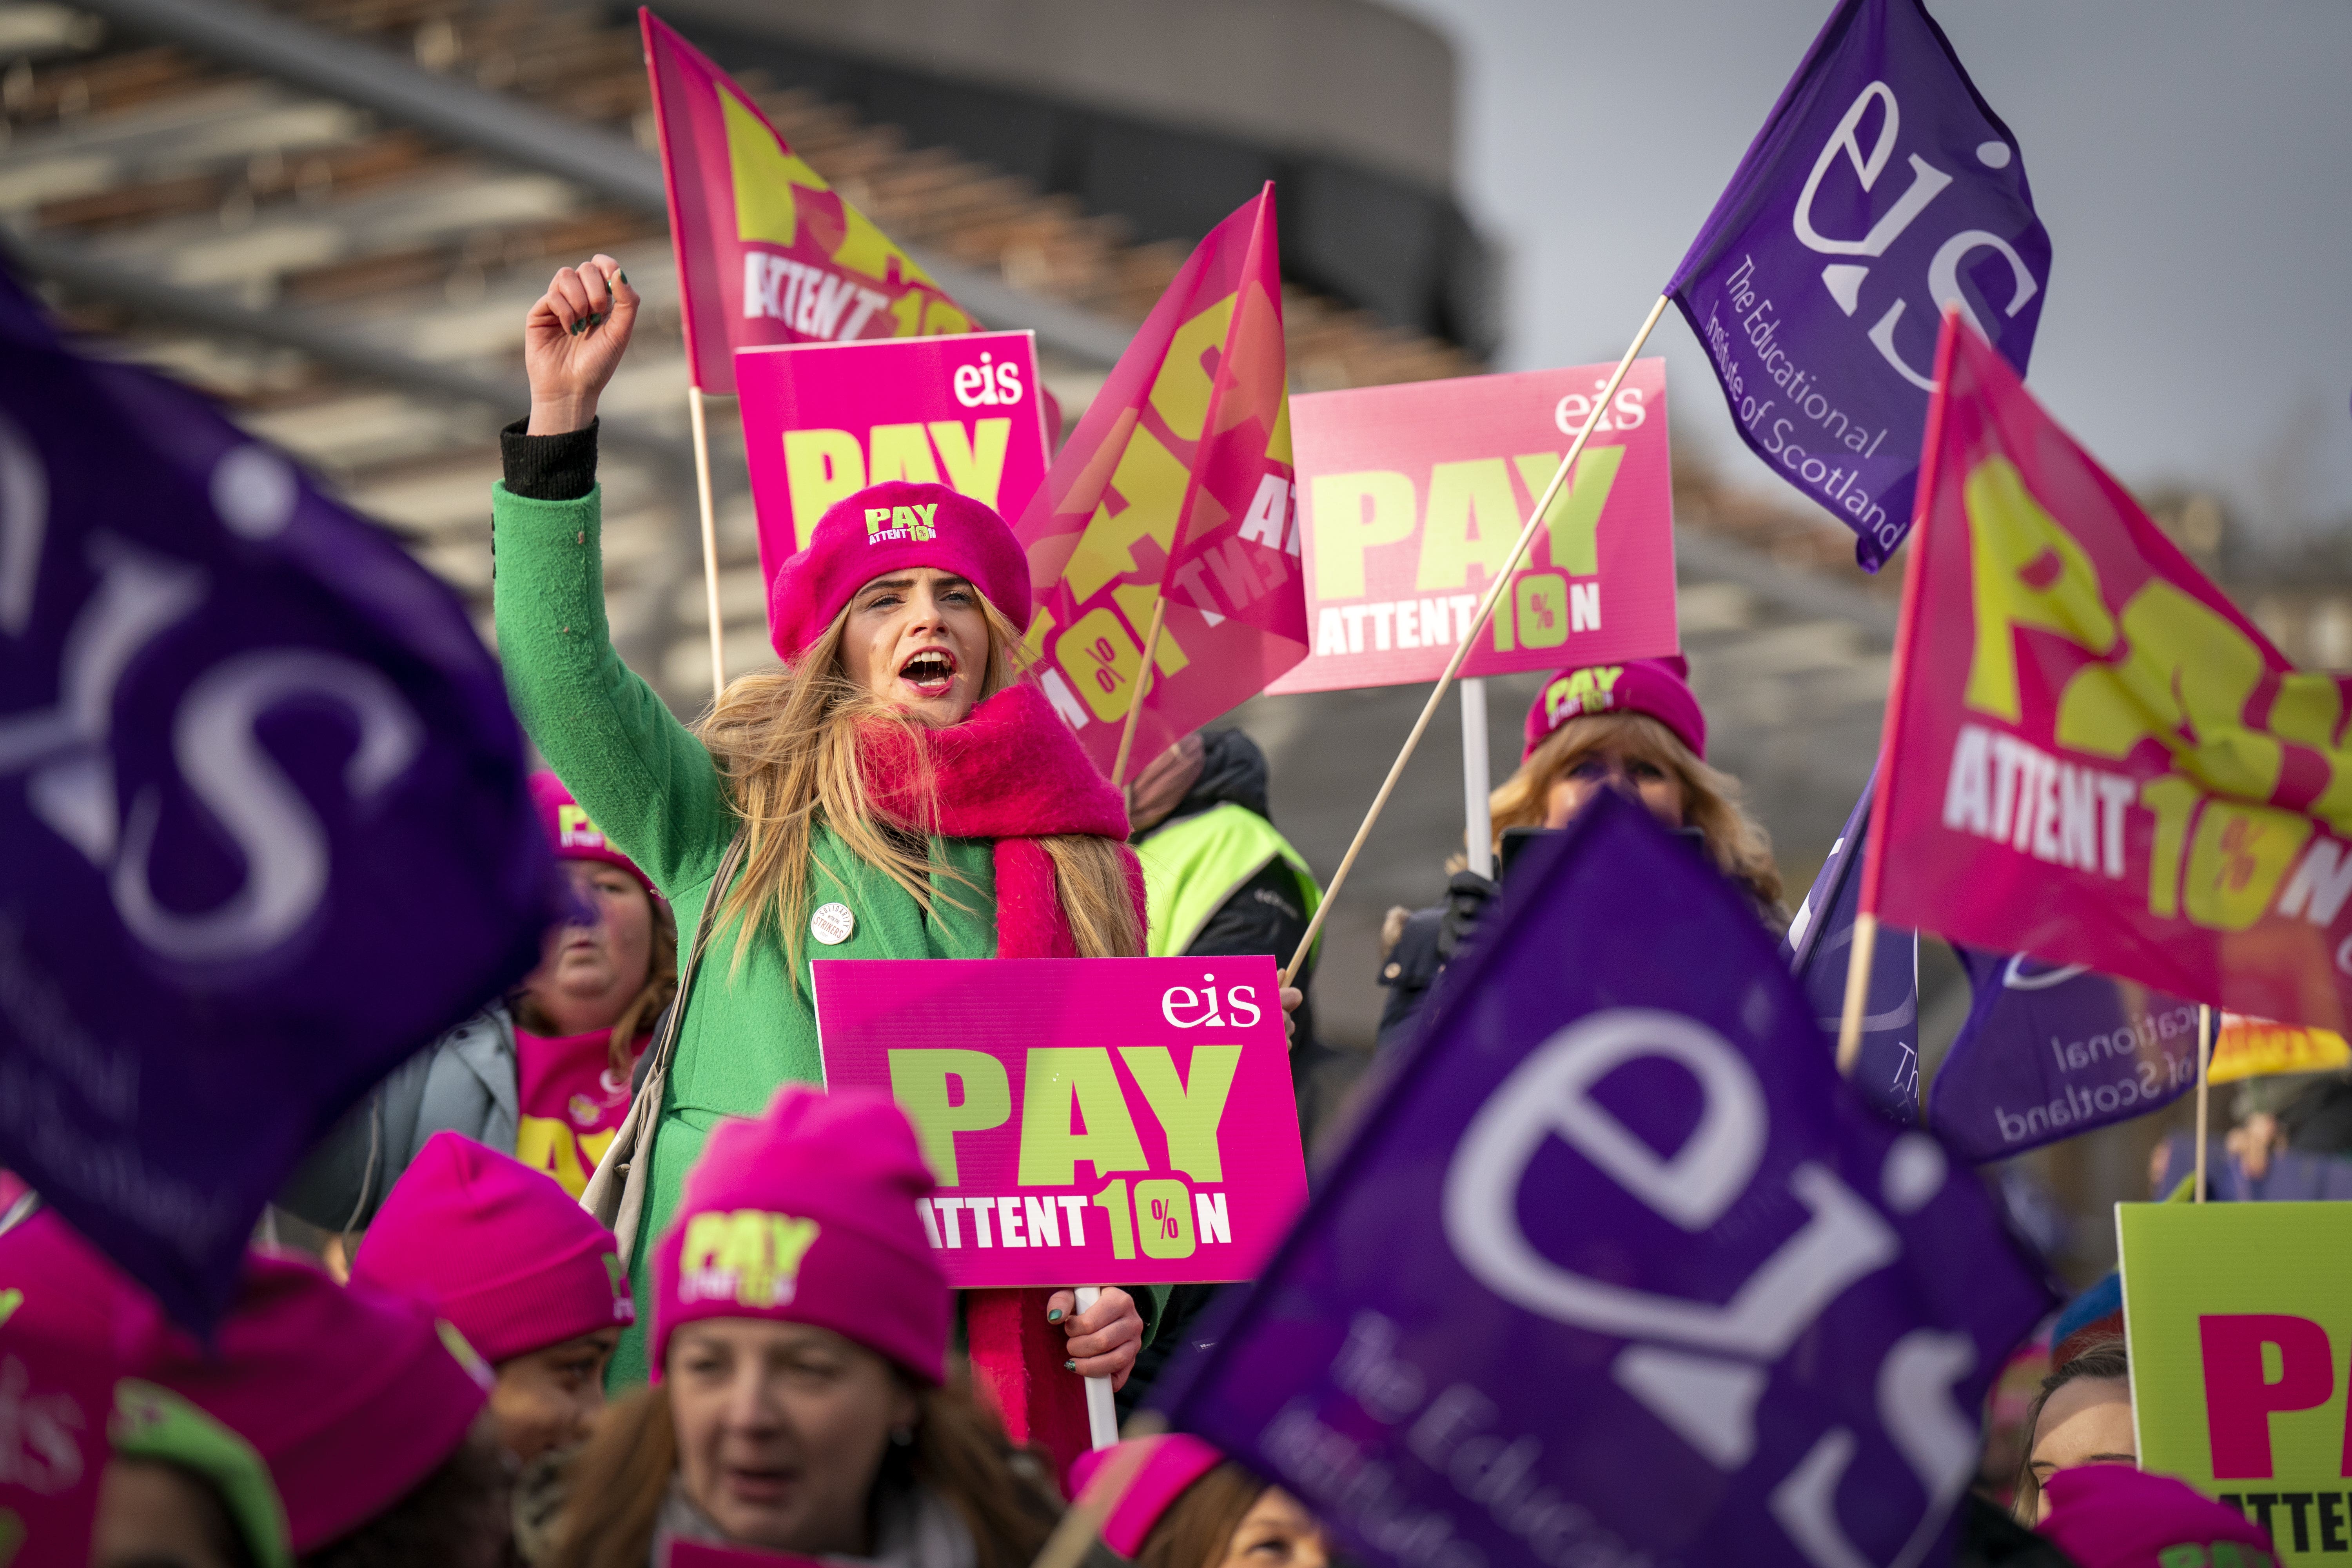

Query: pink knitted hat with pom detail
[653,1084,950,1384]
[351,1130,634,1365]
[1522,655,1707,761]
[139,1250,490,1555]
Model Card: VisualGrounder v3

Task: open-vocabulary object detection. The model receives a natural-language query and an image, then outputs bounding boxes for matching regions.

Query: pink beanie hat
[2038,1466,2278,1568]
[1067,1435,1229,1557]
[140,1251,491,1554]
[0,1211,167,1565]
[530,769,655,896]
[653,1084,949,1384]
[766,480,1031,661]
[1523,654,1707,762]
[351,1130,634,1364]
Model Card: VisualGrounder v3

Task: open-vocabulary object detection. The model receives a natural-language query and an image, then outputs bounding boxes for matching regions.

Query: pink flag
[1015,187,1306,779]
[642,10,976,394]
[1866,312,2352,1028]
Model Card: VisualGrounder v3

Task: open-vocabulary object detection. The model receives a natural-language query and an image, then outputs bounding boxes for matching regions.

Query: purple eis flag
[0,269,549,1330]
[1667,0,2050,572]
[1927,950,2201,1165]
[1158,790,2053,1568]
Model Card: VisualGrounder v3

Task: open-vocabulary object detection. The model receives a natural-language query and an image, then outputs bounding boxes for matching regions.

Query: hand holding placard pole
[1280,294,1673,990]
[1073,1285,1118,1450]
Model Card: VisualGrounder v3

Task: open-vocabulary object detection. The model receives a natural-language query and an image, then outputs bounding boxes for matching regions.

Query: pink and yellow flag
[642,10,975,394]
[1866,313,2352,1029]
[1016,186,1305,777]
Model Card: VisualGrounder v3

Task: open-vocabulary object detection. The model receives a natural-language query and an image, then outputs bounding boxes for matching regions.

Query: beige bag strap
[581,831,747,1267]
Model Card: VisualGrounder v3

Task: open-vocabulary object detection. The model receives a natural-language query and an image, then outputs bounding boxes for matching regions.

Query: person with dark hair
[282,771,679,1227]
[121,1250,507,1568]
[2013,1339,2134,1524]
[349,1130,635,1466]
[1377,657,1784,1050]
[1066,1436,1327,1568]
[549,1085,1063,1568]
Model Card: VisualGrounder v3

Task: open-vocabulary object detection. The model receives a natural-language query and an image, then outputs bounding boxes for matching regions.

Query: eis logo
[952,350,1023,408]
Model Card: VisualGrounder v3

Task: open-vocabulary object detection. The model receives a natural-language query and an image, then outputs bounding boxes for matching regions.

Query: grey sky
[1393,0,2352,545]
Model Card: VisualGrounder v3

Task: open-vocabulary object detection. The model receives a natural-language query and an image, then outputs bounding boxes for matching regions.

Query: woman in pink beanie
[550,1085,1062,1568]
[281,770,677,1227]
[351,1130,636,1466]
[487,256,1156,1392]
[1068,1436,1331,1568]
[130,1248,506,1568]
[1377,655,1783,1047]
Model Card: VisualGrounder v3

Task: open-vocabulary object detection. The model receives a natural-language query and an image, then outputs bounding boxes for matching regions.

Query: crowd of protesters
[3,254,2298,1568]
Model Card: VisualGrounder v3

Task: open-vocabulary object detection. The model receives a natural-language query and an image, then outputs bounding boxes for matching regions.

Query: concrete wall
[648,0,1458,191]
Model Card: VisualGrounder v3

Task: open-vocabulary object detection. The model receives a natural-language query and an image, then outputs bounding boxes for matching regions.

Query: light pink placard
[736,331,1051,592]
[1269,359,1680,693]
[813,956,1307,1289]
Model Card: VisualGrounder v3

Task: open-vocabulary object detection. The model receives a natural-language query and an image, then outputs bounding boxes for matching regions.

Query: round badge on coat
[810,902,856,946]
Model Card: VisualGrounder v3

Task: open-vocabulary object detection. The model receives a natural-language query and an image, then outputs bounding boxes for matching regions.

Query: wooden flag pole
[2193,1004,2213,1203]
[687,385,727,704]
[1111,597,1171,789]
[1833,913,1879,1076]
[1280,294,1673,990]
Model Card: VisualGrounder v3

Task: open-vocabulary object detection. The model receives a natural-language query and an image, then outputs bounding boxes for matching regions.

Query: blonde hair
[1489,711,1784,916]
[695,598,1142,980]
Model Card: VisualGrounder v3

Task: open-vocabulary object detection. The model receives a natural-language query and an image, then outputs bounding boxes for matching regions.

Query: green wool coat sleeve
[489,481,733,896]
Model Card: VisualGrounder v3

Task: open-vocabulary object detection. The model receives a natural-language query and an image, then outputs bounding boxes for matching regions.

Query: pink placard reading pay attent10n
[812,956,1307,1289]
[735,330,1052,592]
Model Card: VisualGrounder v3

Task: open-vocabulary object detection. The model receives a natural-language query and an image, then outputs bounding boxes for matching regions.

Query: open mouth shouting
[897,646,959,699]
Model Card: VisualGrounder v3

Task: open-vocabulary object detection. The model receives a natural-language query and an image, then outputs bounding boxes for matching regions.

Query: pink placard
[736,332,1052,592]
[1269,360,1679,693]
[812,956,1307,1289]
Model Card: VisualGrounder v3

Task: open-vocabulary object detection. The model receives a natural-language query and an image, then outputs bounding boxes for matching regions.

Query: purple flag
[1159,791,2053,1568]
[0,269,548,1330]
[1785,769,1922,1123]
[1666,0,2050,571]
[1927,950,2200,1164]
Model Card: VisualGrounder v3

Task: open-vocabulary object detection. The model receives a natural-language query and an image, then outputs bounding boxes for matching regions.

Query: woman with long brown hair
[550,1087,1064,1568]
[1377,656,1783,1048]
[492,254,1150,1387]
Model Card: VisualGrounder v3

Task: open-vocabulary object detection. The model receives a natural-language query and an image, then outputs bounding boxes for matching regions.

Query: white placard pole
[1074,1286,1118,1449]
[1462,678,1494,878]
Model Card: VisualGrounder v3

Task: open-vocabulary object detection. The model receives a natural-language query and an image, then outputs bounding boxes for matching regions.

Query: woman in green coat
[496,254,1151,1387]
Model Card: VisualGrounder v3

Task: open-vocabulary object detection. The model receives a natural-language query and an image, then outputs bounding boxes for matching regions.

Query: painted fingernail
[617,269,629,284]
[1064,1360,1077,1372]
[1046,1308,1063,1323]
[568,320,582,336]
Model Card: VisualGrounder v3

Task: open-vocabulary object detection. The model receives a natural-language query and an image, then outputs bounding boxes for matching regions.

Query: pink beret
[766,481,1031,662]
[1523,655,1706,762]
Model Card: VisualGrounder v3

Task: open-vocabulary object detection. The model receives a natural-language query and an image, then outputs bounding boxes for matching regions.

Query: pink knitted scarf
[859,682,1144,956]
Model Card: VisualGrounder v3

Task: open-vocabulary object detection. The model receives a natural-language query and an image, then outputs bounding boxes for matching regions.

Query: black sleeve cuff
[500,416,599,501]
